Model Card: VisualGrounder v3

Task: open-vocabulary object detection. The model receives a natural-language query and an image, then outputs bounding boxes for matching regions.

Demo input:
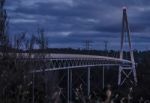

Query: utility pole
[84,40,93,50]
[104,41,108,51]
[83,40,92,96]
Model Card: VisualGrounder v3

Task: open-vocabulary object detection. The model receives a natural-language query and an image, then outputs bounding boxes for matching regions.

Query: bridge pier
[118,66,122,85]
[32,68,35,103]
[87,67,91,96]
[70,69,72,102]
[67,69,69,103]
[67,69,72,103]
[102,66,105,89]
[118,65,137,86]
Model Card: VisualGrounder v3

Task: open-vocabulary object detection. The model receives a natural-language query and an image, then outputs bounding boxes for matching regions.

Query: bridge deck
[0,53,134,72]
[4,53,132,63]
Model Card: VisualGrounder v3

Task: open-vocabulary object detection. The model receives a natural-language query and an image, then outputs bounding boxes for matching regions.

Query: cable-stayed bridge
[10,50,137,102]
[0,8,138,103]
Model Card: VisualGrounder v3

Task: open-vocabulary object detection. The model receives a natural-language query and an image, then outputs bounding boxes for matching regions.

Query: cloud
[10,18,37,23]
[5,0,150,50]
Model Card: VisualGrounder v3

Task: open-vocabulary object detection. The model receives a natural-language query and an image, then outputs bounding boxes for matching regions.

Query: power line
[83,40,93,50]
[104,40,108,51]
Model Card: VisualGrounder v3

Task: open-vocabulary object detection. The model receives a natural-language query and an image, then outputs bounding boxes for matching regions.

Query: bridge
[6,8,137,103]
[0,8,138,103]
[12,51,137,102]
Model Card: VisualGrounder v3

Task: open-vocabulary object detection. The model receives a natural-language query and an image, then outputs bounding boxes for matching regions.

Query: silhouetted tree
[36,28,48,50]
[25,34,36,50]
[14,32,26,50]
[0,0,10,53]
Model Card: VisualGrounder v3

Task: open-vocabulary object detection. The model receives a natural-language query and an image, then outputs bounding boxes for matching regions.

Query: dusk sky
[5,0,150,50]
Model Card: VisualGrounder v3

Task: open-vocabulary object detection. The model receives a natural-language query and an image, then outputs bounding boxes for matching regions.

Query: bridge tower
[118,7,137,86]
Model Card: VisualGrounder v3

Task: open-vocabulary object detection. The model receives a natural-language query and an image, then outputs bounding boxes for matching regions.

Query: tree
[36,28,48,50]
[25,34,36,51]
[14,32,26,50]
[0,0,9,51]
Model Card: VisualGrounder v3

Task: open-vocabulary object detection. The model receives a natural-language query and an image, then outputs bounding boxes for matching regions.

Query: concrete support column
[102,66,105,89]
[67,69,70,103]
[32,71,35,103]
[67,69,72,103]
[70,69,72,102]
[87,67,91,96]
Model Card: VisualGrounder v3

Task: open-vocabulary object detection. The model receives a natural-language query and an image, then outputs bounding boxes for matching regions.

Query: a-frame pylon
[118,7,137,86]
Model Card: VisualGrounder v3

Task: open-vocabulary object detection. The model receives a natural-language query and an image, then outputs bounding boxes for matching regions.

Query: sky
[5,0,150,50]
